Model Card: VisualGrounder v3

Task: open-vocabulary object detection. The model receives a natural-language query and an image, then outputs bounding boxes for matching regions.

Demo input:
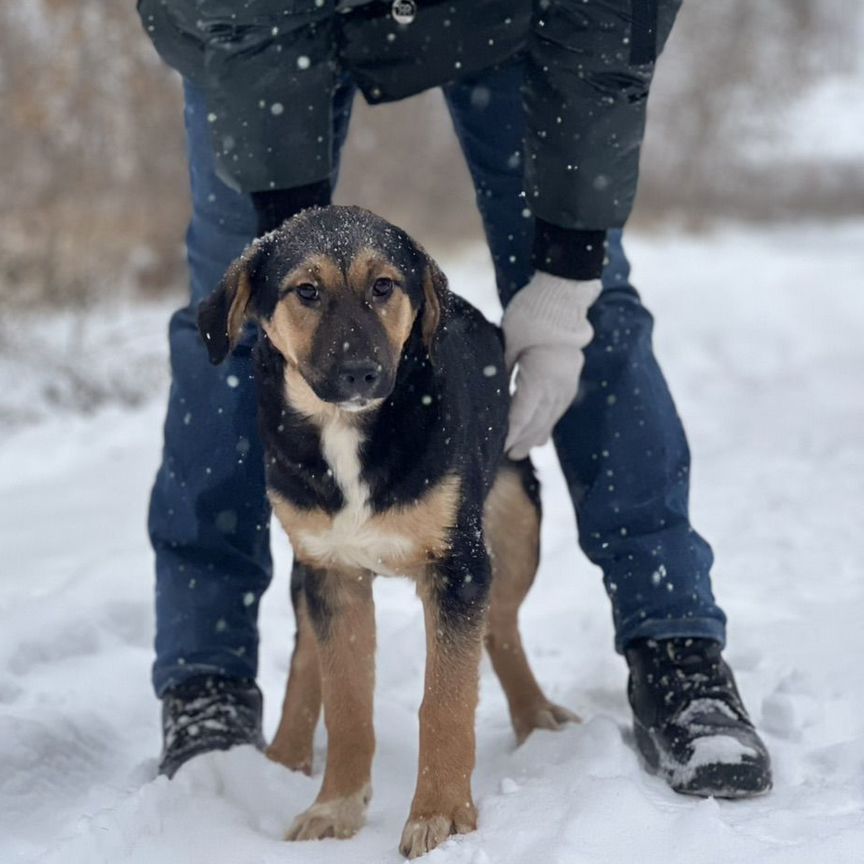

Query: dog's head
[198,205,447,411]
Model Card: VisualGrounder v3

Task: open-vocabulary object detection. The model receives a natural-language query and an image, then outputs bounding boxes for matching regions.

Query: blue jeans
[149,66,725,696]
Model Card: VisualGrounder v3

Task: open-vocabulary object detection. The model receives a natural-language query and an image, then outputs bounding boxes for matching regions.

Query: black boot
[158,675,266,778]
[625,638,772,798]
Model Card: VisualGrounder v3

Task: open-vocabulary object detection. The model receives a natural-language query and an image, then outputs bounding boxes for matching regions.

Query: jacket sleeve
[138,0,336,192]
[523,0,682,232]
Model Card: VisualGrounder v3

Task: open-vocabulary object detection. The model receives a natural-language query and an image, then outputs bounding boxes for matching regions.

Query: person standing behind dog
[139,0,771,797]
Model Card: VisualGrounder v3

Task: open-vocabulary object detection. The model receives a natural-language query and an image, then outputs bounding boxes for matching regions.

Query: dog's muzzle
[332,360,388,403]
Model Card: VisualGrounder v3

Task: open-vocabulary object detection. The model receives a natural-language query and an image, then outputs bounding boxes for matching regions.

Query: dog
[198,205,578,858]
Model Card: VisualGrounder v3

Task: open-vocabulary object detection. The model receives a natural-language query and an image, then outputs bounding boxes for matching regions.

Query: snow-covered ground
[2,222,863,864]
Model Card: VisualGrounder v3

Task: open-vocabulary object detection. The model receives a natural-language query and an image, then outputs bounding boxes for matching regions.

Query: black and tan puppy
[198,205,577,858]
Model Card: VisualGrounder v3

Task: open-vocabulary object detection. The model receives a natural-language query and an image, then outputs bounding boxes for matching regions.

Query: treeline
[0,0,859,308]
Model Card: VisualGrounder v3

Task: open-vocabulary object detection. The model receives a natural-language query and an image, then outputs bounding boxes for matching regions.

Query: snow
[2,222,864,863]
[686,736,757,770]
[0,300,170,429]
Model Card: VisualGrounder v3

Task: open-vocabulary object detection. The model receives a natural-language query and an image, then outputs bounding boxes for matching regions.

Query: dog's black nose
[336,361,381,400]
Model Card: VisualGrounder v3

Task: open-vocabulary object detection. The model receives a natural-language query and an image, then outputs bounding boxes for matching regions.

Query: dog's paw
[286,785,371,842]
[514,700,580,745]
[399,806,477,859]
[265,742,313,775]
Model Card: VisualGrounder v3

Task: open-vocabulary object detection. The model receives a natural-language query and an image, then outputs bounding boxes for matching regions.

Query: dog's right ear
[197,244,262,365]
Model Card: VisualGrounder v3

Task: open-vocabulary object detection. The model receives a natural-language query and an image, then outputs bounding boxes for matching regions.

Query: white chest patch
[297,415,416,575]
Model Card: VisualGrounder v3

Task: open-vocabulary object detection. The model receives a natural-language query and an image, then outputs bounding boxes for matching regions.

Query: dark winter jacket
[138,0,680,238]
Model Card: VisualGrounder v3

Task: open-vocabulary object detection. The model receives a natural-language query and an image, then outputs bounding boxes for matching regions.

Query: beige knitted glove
[502,273,602,459]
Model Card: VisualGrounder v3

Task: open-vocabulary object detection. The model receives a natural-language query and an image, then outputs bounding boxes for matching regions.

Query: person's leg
[443,67,725,654]
[444,67,768,797]
[151,79,358,699]
[553,230,726,652]
[149,81,268,698]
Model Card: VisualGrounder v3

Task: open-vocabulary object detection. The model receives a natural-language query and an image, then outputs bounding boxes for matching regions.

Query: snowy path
[2,224,863,864]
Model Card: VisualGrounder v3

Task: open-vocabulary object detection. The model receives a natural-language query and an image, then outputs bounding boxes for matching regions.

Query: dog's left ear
[197,243,263,365]
[420,254,447,351]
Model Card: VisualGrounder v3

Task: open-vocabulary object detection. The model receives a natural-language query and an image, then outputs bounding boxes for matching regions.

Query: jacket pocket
[338,0,530,103]
[137,0,332,86]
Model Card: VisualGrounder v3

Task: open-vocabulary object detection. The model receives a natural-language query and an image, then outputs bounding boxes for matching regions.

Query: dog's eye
[371,278,394,299]
[295,283,320,303]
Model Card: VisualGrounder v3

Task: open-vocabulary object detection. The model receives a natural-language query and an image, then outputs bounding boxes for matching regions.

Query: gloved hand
[502,272,602,459]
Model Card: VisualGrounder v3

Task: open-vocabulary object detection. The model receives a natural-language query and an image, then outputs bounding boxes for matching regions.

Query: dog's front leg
[400,553,490,859]
[286,565,375,842]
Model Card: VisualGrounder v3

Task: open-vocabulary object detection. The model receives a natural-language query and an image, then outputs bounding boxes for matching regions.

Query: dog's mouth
[337,396,384,413]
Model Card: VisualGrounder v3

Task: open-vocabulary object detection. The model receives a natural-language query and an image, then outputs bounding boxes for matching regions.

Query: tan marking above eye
[280,255,344,298]
[347,248,405,298]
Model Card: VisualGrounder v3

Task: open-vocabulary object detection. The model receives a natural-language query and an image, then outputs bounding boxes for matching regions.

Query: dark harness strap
[629,0,659,64]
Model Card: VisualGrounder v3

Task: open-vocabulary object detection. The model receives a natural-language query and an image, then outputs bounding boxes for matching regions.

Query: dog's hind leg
[267,560,322,774]
[484,461,580,745]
